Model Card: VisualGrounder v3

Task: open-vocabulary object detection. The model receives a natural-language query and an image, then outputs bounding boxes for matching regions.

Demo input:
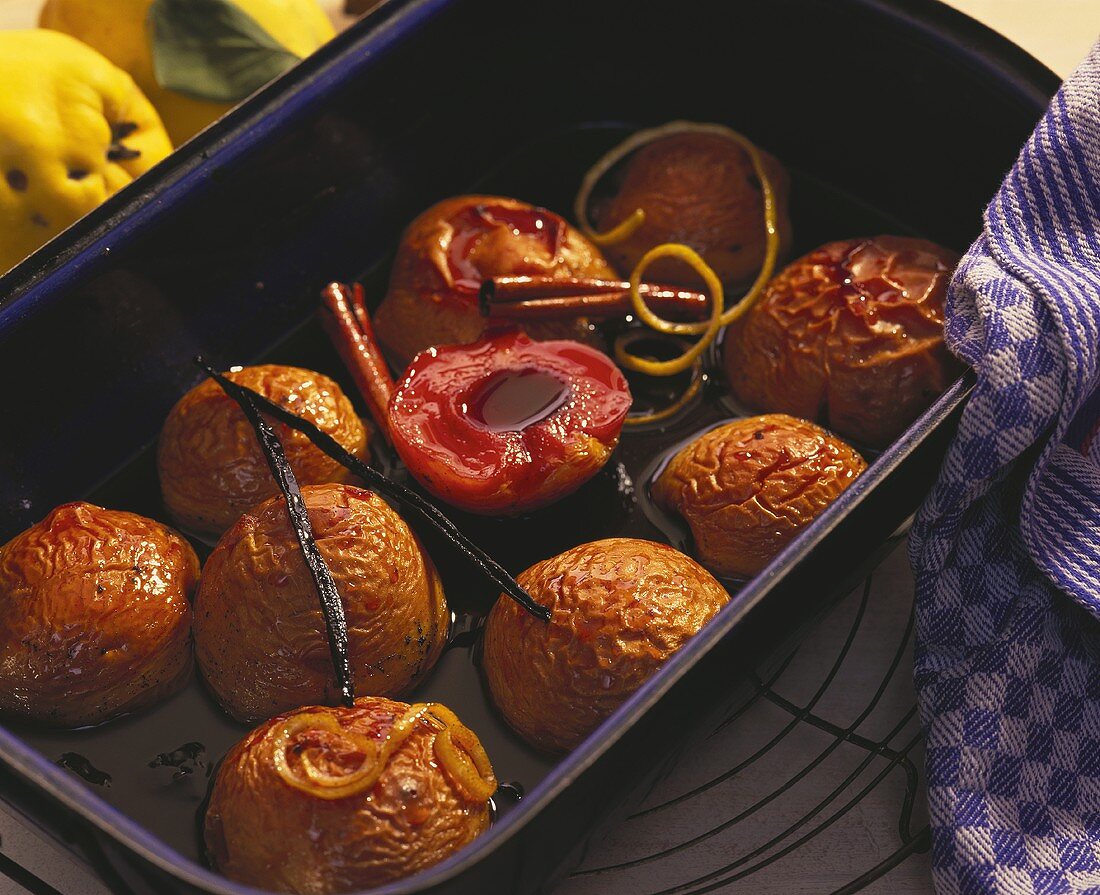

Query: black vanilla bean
[205,367,356,706]
[195,359,551,623]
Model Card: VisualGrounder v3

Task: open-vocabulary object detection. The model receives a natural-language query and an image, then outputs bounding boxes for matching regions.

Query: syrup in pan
[466,369,572,432]
[4,124,908,864]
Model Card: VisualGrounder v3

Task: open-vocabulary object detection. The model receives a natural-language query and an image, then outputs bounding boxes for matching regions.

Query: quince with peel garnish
[0,29,172,273]
[41,0,336,146]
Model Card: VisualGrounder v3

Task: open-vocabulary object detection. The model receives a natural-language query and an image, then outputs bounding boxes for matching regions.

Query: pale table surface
[0,3,1096,895]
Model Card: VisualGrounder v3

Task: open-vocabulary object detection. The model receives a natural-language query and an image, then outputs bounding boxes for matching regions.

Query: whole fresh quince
[41,0,335,146]
[0,29,172,273]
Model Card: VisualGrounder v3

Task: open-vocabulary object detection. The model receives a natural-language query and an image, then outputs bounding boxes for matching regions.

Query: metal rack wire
[560,539,931,895]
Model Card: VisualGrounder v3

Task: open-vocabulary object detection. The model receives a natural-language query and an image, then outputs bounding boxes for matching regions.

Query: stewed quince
[158,364,369,538]
[0,502,197,727]
[193,483,449,723]
[205,697,495,893]
[579,122,792,287]
[653,414,866,578]
[482,537,729,752]
[373,195,617,366]
[724,236,961,446]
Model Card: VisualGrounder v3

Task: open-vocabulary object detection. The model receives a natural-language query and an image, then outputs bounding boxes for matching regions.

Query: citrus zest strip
[586,207,646,246]
[622,342,704,427]
[575,121,783,352]
[272,703,495,804]
[614,244,723,377]
[429,704,498,803]
[271,712,380,800]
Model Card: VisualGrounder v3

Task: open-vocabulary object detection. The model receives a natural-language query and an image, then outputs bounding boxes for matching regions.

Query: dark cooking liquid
[149,742,208,781]
[3,124,908,867]
[467,369,572,431]
[57,752,112,788]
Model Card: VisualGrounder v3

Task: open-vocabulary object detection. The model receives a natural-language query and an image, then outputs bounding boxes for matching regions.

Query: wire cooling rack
[558,536,932,895]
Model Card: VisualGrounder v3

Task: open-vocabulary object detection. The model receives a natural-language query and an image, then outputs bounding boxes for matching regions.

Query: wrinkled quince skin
[0,29,171,272]
[40,0,335,146]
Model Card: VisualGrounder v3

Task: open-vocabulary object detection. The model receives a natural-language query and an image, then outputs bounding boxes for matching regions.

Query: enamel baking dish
[0,1,1058,892]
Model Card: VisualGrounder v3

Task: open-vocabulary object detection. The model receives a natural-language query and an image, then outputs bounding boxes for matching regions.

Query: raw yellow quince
[0,29,172,273]
[40,0,336,146]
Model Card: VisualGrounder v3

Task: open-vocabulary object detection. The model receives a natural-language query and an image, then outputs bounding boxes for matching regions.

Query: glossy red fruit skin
[388,330,632,515]
[373,195,614,366]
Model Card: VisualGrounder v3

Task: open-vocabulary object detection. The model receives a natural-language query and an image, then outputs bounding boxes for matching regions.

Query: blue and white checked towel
[908,41,1100,894]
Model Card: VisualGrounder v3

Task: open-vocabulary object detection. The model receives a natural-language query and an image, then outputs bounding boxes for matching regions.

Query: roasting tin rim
[0,0,1058,891]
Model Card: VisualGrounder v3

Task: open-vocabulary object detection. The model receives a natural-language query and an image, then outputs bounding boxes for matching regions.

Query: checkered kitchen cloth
[908,41,1100,894]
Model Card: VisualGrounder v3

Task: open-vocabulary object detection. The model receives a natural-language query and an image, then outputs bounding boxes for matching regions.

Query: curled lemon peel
[713,126,782,329]
[429,704,498,803]
[271,712,381,800]
[586,207,646,246]
[614,244,723,377]
[271,704,495,805]
[576,121,783,371]
[622,345,704,427]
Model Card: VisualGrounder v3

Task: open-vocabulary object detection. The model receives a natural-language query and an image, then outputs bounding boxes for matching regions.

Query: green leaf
[149,0,303,104]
